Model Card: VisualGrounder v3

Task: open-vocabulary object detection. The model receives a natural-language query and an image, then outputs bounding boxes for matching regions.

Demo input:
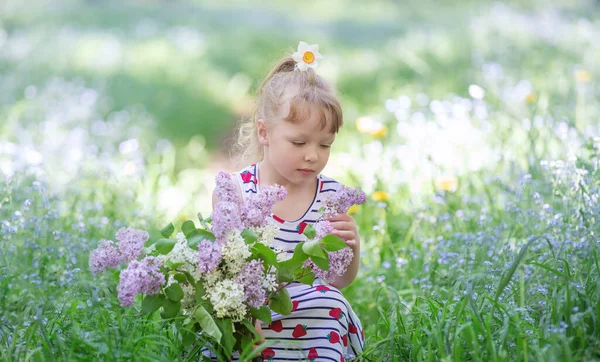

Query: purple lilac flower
[215,171,241,204]
[240,185,287,227]
[211,201,243,242]
[197,240,222,273]
[89,239,123,275]
[322,186,366,218]
[117,256,165,307]
[115,227,149,262]
[236,260,266,308]
[315,220,335,240]
[305,248,354,283]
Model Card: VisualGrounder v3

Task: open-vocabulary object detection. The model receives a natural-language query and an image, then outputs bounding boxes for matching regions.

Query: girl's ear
[257,119,269,146]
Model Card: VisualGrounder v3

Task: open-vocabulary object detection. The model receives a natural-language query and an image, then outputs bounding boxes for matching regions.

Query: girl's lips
[298,169,315,174]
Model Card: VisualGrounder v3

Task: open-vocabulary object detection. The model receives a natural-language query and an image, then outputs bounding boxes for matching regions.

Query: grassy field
[1,0,600,360]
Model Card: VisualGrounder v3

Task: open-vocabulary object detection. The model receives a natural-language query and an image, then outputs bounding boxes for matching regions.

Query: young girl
[213,42,364,361]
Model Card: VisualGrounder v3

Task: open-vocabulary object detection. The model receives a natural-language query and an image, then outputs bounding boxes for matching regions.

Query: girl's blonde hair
[232,56,343,168]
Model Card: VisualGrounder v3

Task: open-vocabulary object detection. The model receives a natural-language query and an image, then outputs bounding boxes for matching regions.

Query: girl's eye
[321,145,331,149]
[292,142,305,146]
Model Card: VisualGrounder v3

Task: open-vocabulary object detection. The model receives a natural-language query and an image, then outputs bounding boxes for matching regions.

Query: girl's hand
[327,214,360,251]
[253,319,265,349]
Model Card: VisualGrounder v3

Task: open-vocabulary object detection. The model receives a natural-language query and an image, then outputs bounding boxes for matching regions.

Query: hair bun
[273,57,296,73]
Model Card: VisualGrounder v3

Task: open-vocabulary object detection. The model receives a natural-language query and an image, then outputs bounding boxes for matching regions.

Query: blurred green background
[2,0,596,153]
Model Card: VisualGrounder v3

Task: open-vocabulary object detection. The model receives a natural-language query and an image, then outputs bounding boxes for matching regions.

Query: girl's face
[261,110,336,186]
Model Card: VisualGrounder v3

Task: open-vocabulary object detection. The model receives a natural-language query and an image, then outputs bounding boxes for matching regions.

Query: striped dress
[238,163,365,362]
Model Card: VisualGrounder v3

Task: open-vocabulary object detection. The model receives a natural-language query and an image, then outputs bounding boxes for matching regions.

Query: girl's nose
[304,147,318,163]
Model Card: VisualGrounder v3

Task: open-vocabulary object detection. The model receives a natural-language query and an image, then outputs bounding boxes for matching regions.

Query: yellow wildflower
[575,70,591,83]
[356,116,387,137]
[347,204,361,215]
[372,125,388,139]
[435,176,458,192]
[525,93,537,104]
[372,191,389,202]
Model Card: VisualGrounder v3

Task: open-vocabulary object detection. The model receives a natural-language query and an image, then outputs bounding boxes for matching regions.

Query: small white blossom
[222,232,251,274]
[262,271,278,292]
[206,278,247,322]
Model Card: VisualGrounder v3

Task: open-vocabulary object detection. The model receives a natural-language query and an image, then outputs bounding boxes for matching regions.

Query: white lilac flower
[275,247,291,263]
[221,232,251,274]
[202,269,223,288]
[255,222,279,247]
[156,232,198,275]
[262,271,278,293]
[206,278,247,321]
[180,283,196,311]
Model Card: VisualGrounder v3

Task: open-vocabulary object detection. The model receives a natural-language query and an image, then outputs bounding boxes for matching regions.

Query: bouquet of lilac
[89,172,366,361]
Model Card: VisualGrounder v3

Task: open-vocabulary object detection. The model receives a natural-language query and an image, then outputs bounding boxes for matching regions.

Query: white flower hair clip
[292,41,323,72]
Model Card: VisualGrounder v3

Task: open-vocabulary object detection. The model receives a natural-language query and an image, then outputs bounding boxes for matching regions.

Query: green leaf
[194,305,222,342]
[173,273,187,283]
[160,223,175,238]
[195,283,206,304]
[302,239,326,259]
[250,306,272,324]
[187,234,205,250]
[290,242,309,263]
[251,243,278,266]
[161,298,180,319]
[181,220,196,238]
[181,326,197,348]
[195,282,213,313]
[166,260,184,270]
[296,267,316,286]
[215,319,235,357]
[187,230,216,250]
[154,238,176,255]
[182,271,197,286]
[303,224,317,239]
[241,229,258,244]
[197,212,210,229]
[165,283,184,301]
[240,333,254,359]
[278,242,308,273]
[269,288,292,315]
[311,255,329,271]
[277,262,296,283]
[240,318,261,340]
[322,235,348,252]
[494,236,539,301]
[141,294,164,314]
